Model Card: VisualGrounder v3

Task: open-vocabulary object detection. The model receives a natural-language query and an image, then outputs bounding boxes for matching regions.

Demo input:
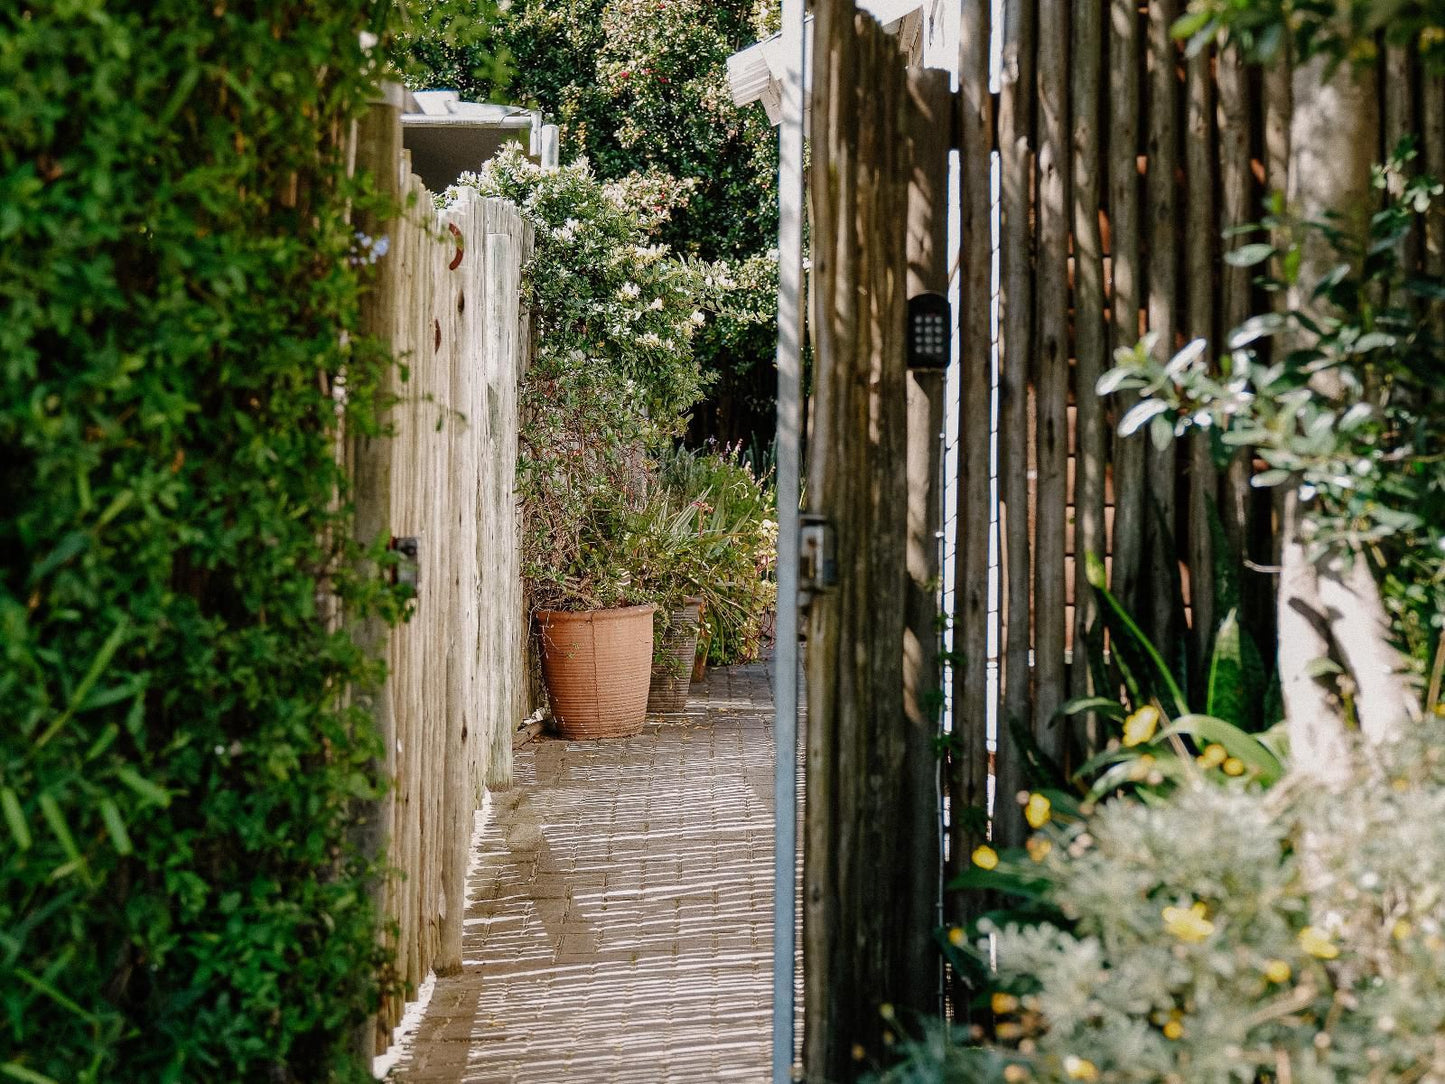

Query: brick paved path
[390,661,784,1083]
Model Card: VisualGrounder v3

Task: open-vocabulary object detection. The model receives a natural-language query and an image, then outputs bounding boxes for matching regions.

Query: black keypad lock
[907,292,950,371]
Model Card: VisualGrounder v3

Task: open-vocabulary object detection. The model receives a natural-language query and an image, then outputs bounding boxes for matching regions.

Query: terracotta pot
[536,604,656,740]
[647,598,703,714]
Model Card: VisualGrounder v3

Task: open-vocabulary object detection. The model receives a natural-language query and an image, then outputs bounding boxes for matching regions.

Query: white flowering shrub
[447,148,713,609]
[889,730,1445,1083]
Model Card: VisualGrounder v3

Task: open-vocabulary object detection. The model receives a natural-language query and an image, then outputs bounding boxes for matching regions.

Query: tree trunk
[1280,51,1417,772]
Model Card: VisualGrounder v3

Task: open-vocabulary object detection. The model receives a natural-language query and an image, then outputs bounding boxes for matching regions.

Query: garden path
[387,660,792,1083]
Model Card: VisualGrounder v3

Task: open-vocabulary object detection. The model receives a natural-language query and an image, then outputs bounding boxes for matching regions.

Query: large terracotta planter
[647,598,703,714]
[536,604,656,740]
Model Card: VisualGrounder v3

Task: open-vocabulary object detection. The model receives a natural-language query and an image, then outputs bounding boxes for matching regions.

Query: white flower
[649,297,664,310]
[690,311,705,326]
[620,282,641,299]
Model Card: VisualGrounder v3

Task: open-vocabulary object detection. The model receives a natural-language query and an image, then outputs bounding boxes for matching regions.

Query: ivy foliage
[1,3,409,1080]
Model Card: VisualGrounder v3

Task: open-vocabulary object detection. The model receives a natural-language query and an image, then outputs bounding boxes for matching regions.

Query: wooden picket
[351,96,533,1051]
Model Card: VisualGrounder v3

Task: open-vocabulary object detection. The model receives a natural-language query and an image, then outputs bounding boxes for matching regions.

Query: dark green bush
[1,4,407,1080]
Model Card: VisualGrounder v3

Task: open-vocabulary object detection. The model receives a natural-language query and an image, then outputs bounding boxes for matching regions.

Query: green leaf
[14,968,98,1024]
[947,865,1053,901]
[1084,552,1188,717]
[1,788,32,851]
[1119,398,1170,437]
[1085,754,1192,802]
[98,799,133,856]
[1251,468,1292,488]
[115,767,171,808]
[1227,312,1287,349]
[1171,8,1214,39]
[1224,243,1275,268]
[1054,696,1127,723]
[1159,714,1285,784]
[2,1063,62,1084]
[37,793,83,872]
[33,619,130,751]
[1206,609,1245,727]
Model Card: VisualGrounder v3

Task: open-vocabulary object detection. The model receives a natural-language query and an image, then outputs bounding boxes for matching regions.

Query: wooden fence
[351,94,534,1051]
[801,1,1445,1075]
[955,1,1445,860]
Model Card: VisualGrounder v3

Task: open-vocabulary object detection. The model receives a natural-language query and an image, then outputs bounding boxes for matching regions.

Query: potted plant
[656,443,778,670]
[630,496,709,713]
[448,149,712,739]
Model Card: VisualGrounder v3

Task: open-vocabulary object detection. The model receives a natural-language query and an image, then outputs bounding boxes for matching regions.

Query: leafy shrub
[1101,146,1445,678]
[915,730,1445,1083]
[1,4,406,1080]
[1046,559,1282,807]
[446,147,711,612]
[657,443,776,665]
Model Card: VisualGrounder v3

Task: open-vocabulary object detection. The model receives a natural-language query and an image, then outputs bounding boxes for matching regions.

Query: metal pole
[772,0,805,1079]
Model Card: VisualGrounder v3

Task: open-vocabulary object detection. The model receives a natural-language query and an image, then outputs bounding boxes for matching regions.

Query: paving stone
[389,660,794,1084]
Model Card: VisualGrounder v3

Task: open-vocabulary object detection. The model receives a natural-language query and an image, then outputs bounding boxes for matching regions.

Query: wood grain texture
[996,0,1037,845]
[803,4,923,1076]
[351,139,533,1048]
[1184,46,1218,682]
[1143,0,1179,656]
[1069,0,1107,721]
[949,0,995,947]
[1107,0,1145,620]
[1034,0,1070,756]
[902,65,951,1008]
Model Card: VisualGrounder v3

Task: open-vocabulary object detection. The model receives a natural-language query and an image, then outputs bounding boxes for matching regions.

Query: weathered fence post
[902,64,951,1016]
[948,0,995,953]
[1034,0,1070,748]
[1070,0,1108,733]
[804,3,949,1077]
[996,0,1037,846]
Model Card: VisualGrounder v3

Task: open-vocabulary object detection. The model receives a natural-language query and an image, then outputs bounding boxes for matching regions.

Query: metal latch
[390,536,420,591]
[799,514,837,593]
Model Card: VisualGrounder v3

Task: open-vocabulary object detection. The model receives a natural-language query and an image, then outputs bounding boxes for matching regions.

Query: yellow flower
[1162,901,1215,943]
[1002,1067,1030,1083]
[1298,925,1340,960]
[1123,704,1161,747]
[1026,836,1053,863]
[1064,1055,1100,1081]
[1222,757,1245,777]
[851,1043,866,1061]
[1127,754,1156,782]
[972,845,999,871]
[1025,792,1053,829]
[992,992,1020,1015]
[1198,743,1227,769]
[1162,1019,1184,1041]
[948,926,967,948]
[1264,959,1291,984]
[1393,919,1413,942]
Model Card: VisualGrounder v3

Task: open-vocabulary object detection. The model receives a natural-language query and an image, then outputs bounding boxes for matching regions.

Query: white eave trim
[726,1,924,124]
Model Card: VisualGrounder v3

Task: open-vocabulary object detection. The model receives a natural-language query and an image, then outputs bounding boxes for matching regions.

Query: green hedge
[1,4,406,1080]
